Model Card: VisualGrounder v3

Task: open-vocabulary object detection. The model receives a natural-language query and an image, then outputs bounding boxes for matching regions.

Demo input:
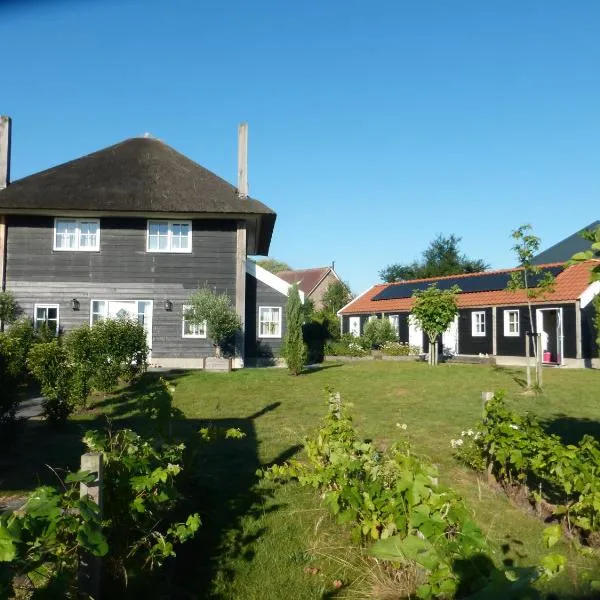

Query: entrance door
[108,301,137,321]
[349,316,360,337]
[442,316,459,356]
[535,308,563,364]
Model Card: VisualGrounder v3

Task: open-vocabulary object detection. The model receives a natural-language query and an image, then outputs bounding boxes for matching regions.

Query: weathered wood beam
[235,222,247,364]
[0,115,10,190]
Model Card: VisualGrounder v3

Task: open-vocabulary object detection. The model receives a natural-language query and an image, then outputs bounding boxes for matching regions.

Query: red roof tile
[340,261,599,314]
[277,267,332,295]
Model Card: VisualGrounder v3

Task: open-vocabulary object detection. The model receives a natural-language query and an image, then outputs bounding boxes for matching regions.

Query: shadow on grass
[301,363,344,375]
[0,371,303,598]
[539,414,600,446]
[491,365,530,390]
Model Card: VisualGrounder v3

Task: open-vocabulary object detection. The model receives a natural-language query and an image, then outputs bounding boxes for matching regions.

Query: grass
[2,361,599,598]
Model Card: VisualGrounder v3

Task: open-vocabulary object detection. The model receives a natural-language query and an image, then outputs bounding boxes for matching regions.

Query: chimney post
[0,116,10,293]
[237,122,248,199]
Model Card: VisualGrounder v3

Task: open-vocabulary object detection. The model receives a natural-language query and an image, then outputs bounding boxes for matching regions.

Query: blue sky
[1,0,598,292]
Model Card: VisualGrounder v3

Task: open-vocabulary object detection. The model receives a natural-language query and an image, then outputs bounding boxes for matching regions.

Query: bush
[0,290,19,330]
[380,341,421,356]
[325,334,369,357]
[282,284,307,375]
[0,319,38,431]
[27,340,82,422]
[362,317,397,349]
[68,319,148,392]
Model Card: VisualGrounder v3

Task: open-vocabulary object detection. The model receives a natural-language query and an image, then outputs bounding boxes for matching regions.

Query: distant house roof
[277,267,337,296]
[532,221,600,265]
[0,137,276,254]
[339,261,598,315]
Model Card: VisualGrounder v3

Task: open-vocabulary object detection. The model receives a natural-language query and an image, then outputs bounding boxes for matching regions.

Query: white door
[349,316,360,337]
[108,301,137,321]
[442,316,459,356]
[408,315,423,352]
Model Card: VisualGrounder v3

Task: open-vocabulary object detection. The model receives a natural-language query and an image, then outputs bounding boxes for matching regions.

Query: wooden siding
[458,308,493,355]
[245,273,287,358]
[5,216,237,358]
[581,302,598,360]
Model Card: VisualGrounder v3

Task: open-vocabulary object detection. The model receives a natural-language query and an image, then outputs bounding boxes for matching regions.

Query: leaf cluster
[362,317,397,349]
[379,234,488,283]
[410,284,460,343]
[454,393,600,538]
[282,284,307,375]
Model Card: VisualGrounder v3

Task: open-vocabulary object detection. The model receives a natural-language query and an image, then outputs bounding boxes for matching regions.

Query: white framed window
[258,306,282,338]
[349,316,360,337]
[471,311,486,337]
[91,300,106,324]
[54,218,100,251]
[387,314,399,335]
[504,309,520,336]
[182,305,207,338]
[34,304,59,333]
[147,220,192,253]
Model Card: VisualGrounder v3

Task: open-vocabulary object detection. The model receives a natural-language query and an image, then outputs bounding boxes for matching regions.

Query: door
[408,315,423,352]
[108,301,137,321]
[442,316,459,356]
[349,316,360,337]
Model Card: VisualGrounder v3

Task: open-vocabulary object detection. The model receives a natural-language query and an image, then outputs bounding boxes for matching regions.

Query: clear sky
[1,0,598,292]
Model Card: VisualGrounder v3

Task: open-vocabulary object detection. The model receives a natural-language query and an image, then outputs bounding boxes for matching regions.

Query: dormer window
[147,220,192,253]
[53,218,100,251]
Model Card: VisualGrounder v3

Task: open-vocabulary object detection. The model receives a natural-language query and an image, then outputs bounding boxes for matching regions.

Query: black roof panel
[372,266,564,301]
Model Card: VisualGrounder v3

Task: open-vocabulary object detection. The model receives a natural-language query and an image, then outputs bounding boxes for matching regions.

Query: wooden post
[491,307,497,356]
[525,332,531,389]
[0,215,6,293]
[237,122,248,198]
[235,222,246,367]
[575,300,582,360]
[79,452,103,599]
[536,333,543,388]
[0,116,11,190]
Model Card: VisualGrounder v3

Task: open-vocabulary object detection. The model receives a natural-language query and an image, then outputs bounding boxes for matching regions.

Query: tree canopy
[321,280,353,314]
[256,258,292,274]
[379,234,488,283]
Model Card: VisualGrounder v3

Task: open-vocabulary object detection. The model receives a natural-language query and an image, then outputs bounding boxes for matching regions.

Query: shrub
[27,340,82,422]
[185,288,241,357]
[0,320,40,430]
[0,290,19,331]
[325,334,369,357]
[68,319,148,392]
[282,284,307,375]
[362,317,397,349]
[380,341,421,356]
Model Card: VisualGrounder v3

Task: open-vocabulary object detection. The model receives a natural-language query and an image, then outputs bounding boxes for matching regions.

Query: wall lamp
[164,299,173,312]
[71,298,80,311]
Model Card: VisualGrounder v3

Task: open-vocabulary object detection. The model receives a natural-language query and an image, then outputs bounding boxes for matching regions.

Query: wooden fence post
[536,333,543,388]
[79,452,103,599]
[525,332,531,389]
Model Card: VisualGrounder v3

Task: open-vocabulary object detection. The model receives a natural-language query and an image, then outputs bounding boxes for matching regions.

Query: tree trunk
[215,344,222,358]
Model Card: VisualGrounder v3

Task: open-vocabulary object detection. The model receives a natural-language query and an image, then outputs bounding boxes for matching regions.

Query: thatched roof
[0,137,276,254]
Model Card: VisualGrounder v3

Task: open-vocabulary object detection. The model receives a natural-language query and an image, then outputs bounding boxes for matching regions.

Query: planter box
[204,357,232,372]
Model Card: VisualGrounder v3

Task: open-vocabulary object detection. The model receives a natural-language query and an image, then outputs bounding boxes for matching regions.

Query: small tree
[362,317,397,349]
[186,288,241,358]
[507,225,555,388]
[322,280,353,314]
[0,291,19,332]
[282,284,307,375]
[410,284,460,365]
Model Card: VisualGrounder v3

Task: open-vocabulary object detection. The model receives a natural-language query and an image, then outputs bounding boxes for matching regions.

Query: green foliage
[380,341,421,356]
[260,392,560,598]
[255,257,292,274]
[321,280,353,314]
[454,393,600,539]
[0,291,19,330]
[0,319,38,429]
[325,334,369,357]
[27,341,83,423]
[411,284,459,365]
[362,317,397,349]
[282,284,307,374]
[568,225,600,281]
[379,234,488,282]
[186,287,241,357]
[0,475,107,598]
[83,427,200,572]
[68,318,148,392]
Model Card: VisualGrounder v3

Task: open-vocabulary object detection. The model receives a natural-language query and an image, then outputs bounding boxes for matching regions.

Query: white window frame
[34,303,60,333]
[146,220,192,253]
[387,314,400,335]
[53,218,100,251]
[89,300,152,326]
[258,306,282,338]
[182,305,207,339]
[471,311,486,337]
[504,309,520,337]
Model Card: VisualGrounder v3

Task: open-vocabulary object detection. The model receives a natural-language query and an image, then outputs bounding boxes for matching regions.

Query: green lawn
[2,361,599,598]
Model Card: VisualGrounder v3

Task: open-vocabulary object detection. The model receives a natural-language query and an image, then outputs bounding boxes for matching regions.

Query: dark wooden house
[339,262,600,368]
[0,118,297,367]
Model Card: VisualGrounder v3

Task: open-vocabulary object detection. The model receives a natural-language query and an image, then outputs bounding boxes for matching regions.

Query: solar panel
[372,266,563,301]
